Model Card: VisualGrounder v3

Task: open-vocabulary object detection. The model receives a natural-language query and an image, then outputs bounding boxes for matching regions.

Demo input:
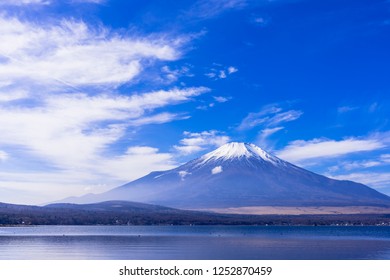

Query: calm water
[0,225,390,260]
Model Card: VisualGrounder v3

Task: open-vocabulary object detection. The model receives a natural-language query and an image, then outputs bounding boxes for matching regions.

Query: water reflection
[0,226,390,260]
[0,235,390,260]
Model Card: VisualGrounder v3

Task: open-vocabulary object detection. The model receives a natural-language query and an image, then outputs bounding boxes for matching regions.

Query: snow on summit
[200,142,280,164]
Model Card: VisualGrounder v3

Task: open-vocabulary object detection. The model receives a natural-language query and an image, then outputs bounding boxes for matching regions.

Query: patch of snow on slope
[211,166,223,174]
[178,171,191,180]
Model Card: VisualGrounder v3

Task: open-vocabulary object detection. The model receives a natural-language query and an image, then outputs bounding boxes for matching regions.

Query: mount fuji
[64,142,390,209]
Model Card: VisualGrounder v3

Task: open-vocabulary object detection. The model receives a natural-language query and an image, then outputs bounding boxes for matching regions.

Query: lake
[0,225,390,260]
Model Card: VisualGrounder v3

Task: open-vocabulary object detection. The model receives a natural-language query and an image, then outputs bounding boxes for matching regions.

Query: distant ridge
[61,142,390,209]
[1,200,390,226]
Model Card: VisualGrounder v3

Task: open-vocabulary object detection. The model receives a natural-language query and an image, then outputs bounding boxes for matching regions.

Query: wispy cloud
[205,65,238,80]
[329,172,390,190]
[337,105,358,114]
[0,151,8,162]
[0,87,208,169]
[326,153,390,173]
[267,110,303,126]
[0,0,106,5]
[276,137,385,164]
[70,0,106,4]
[0,0,51,5]
[174,130,230,155]
[0,170,108,204]
[0,145,176,204]
[257,126,284,149]
[98,146,176,180]
[160,65,192,83]
[0,16,179,89]
[238,104,302,130]
[0,89,29,102]
[213,96,230,103]
[250,15,270,27]
[340,160,382,171]
[128,112,190,126]
[196,95,231,110]
[260,127,284,138]
[186,0,247,20]
[238,103,302,149]
[381,154,390,163]
[253,17,267,24]
[0,13,209,204]
[227,66,238,74]
[0,14,205,172]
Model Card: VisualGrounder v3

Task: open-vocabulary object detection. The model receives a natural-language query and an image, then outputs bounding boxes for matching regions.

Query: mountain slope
[64,142,390,209]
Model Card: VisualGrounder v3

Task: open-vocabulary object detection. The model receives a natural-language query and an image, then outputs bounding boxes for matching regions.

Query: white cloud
[0,89,29,102]
[254,17,265,23]
[0,14,211,204]
[186,0,247,20]
[195,96,229,111]
[327,165,340,173]
[180,130,230,147]
[161,65,192,83]
[381,154,390,162]
[238,104,302,130]
[259,127,284,139]
[238,114,267,130]
[211,165,223,174]
[174,130,230,155]
[255,126,284,150]
[0,0,108,6]
[251,16,269,27]
[327,153,390,173]
[196,104,214,110]
[268,110,302,126]
[174,145,205,155]
[219,70,227,79]
[276,138,385,164]
[205,65,238,80]
[0,16,179,88]
[227,66,238,74]
[205,72,217,79]
[329,172,390,190]
[341,160,382,171]
[124,87,209,110]
[213,96,230,103]
[0,0,50,5]
[0,151,8,162]
[0,2,227,206]
[70,0,106,4]
[98,146,176,180]
[369,102,379,113]
[128,112,190,126]
[0,144,177,204]
[239,104,302,150]
[0,169,114,204]
[337,106,358,114]
[256,104,283,116]
[0,87,208,170]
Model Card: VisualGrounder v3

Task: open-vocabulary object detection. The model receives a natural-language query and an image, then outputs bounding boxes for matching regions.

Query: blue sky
[0,0,389,204]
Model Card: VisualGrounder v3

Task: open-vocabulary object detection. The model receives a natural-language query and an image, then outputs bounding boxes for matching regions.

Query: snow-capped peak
[199,142,281,164]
